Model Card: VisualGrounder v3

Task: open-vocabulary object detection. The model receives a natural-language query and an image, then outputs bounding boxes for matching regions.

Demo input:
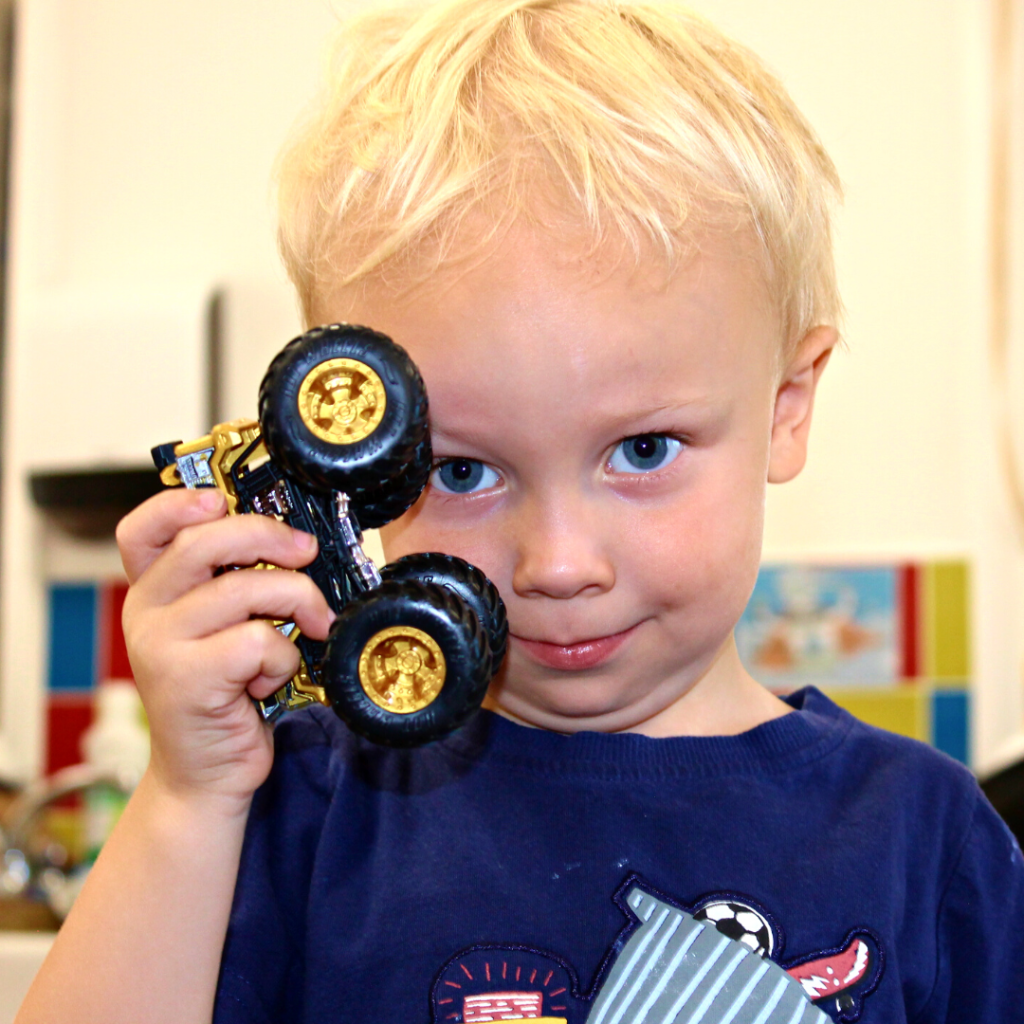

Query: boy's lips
[510,624,639,671]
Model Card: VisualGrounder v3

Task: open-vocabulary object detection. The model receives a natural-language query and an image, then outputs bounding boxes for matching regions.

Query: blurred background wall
[0,0,1021,779]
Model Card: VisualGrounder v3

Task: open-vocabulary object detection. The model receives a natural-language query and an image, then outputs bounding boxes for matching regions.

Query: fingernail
[199,489,225,511]
[294,530,317,551]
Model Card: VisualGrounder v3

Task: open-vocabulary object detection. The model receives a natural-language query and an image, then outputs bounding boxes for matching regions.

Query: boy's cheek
[379,509,448,559]
[638,497,764,607]
[377,495,438,557]
[379,513,508,585]
[377,514,408,560]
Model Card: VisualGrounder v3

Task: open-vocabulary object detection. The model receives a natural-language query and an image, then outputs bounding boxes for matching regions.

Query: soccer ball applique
[694,899,775,958]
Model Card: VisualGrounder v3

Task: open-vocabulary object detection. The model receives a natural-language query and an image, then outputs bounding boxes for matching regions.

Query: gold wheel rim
[297,357,386,445]
[358,625,446,714]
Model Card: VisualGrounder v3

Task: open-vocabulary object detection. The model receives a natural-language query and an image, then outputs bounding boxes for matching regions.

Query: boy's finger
[170,565,336,641]
[194,619,303,697]
[133,512,319,606]
[117,489,228,584]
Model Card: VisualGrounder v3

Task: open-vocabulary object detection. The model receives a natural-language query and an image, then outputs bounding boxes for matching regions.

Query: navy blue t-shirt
[213,688,1024,1023]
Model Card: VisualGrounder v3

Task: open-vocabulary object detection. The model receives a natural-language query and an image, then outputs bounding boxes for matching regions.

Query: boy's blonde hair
[277,0,842,349]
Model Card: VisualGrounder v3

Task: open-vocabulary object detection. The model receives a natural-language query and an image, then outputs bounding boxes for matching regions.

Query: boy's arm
[916,786,1024,1022]
[15,489,335,1024]
[15,772,250,1024]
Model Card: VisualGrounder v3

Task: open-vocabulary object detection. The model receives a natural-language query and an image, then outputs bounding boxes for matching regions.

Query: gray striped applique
[585,885,829,1024]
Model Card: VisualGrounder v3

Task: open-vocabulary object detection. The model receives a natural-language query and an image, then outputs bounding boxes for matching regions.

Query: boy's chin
[484,678,685,735]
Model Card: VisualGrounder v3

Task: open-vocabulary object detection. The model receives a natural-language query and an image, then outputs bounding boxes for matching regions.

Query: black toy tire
[348,433,432,530]
[380,552,508,676]
[322,579,490,747]
[259,323,429,497]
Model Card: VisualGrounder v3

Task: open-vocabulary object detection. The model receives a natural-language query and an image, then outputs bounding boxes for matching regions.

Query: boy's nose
[510,497,615,601]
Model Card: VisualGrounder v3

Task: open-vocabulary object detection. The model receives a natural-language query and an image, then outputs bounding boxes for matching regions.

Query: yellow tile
[825,686,929,741]
[923,561,971,679]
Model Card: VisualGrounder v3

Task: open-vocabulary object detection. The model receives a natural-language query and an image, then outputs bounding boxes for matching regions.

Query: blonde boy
[16,1,1024,1022]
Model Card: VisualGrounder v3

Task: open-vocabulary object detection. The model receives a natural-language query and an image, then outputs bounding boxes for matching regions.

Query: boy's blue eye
[431,458,500,494]
[608,434,682,474]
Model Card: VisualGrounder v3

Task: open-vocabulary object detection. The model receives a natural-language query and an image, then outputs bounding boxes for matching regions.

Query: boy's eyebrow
[604,399,708,426]
[430,398,713,448]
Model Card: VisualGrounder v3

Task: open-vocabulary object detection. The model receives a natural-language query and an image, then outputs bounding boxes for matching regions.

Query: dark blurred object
[29,467,162,538]
[981,759,1024,845]
[0,894,60,931]
[1,763,137,924]
[0,778,60,930]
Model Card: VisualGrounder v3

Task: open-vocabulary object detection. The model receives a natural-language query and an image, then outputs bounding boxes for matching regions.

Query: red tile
[98,579,133,682]
[46,695,93,775]
[899,564,919,680]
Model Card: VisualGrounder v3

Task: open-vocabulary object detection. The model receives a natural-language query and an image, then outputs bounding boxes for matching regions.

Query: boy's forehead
[318,220,779,353]
[317,225,783,450]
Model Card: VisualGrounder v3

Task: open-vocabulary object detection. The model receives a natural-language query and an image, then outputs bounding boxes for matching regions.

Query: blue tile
[932,688,970,765]
[47,583,98,691]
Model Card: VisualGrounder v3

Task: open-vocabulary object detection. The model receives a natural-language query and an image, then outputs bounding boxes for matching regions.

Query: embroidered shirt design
[430,877,881,1024]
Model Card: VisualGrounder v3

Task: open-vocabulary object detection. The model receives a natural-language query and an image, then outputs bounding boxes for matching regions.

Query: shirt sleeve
[915,785,1024,1023]
[212,710,337,1024]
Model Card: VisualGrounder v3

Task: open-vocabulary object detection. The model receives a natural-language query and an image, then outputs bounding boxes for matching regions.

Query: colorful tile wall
[45,579,131,774]
[736,560,971,764]
[45,564,972,769]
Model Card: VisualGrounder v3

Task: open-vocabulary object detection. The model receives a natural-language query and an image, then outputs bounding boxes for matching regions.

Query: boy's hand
[117,488,335,810]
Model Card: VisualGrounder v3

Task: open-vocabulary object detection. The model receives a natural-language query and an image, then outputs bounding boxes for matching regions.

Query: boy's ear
[767,325,837,483]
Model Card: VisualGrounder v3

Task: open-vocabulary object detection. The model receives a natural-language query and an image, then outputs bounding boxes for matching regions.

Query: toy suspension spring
[334,492,382,592]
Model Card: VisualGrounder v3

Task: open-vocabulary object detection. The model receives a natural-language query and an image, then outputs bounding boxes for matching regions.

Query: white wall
[1,0,1019,777]
[699,0,1024,770]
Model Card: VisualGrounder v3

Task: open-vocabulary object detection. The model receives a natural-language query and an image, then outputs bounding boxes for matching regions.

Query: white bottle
[80,680,150,860]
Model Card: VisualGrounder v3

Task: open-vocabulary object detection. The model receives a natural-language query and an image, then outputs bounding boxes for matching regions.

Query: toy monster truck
[152,324,507,747]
